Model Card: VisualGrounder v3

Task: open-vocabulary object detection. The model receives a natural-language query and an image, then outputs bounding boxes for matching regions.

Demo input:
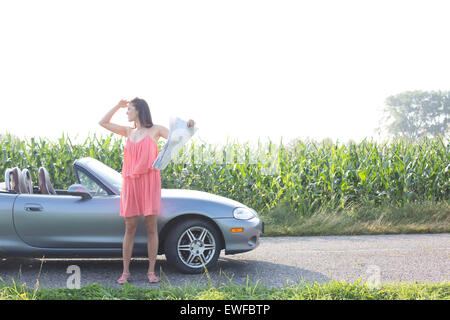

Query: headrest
[4,168,13,191]
[9,167,28,193]
[4,168,33,193]
[38,167,56,195]
[21,168,33,194]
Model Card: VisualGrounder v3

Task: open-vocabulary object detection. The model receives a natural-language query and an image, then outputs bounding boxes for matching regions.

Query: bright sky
[1,0,449,148]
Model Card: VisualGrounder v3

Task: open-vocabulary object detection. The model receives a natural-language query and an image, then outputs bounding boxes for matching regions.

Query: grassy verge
[261,200,450,236]
[0,278,448,300]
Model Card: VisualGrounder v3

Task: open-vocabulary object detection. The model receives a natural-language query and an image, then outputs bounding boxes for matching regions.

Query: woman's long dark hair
[130,97,153,129]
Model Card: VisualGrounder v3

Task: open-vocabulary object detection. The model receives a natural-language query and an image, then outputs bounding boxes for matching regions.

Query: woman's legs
[122,216,139,274]
[144,215,159,274]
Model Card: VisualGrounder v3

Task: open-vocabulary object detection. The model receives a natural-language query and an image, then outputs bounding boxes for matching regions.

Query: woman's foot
[117,272,131,284]
[147,271,159,283]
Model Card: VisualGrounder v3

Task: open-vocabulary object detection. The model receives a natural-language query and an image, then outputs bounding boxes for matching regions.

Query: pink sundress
[120,135,161,218]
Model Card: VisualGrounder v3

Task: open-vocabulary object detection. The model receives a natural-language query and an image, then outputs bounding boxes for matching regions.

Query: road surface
[0,233,448,289]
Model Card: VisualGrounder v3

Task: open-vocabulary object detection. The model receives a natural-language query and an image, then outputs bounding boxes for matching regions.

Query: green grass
[261,198,450,236]
[0,278,448,300]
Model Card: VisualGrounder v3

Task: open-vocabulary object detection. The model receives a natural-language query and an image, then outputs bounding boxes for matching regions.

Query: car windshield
[84,158,122,193]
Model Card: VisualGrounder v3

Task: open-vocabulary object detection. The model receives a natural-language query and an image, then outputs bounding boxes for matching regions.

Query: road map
[152,116,198,170]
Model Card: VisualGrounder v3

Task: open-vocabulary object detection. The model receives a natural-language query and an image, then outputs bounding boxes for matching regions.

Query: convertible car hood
[163,188,250,210]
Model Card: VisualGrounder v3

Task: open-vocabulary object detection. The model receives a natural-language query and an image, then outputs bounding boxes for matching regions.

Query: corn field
[1,132,449,217]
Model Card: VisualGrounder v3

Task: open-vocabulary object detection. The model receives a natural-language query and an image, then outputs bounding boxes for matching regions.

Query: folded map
[152,116,199,170]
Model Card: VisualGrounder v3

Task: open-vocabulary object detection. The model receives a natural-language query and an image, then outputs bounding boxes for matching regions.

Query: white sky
[1,0,449,148]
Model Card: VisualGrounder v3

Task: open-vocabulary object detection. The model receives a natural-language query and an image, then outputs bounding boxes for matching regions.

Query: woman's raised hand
[117,99,129,108]
[187,119,196,128]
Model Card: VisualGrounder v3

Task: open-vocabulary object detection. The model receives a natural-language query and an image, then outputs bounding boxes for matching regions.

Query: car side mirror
[74,191,93,200]
[67,184,93,200]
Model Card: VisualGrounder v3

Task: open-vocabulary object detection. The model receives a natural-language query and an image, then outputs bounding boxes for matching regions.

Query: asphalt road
[0,233,448,289]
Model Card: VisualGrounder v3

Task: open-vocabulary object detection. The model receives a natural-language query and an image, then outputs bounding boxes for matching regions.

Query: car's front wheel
[164,218,222,274]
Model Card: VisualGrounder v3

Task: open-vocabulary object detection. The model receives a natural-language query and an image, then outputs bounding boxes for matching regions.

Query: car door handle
[24,204,43,212]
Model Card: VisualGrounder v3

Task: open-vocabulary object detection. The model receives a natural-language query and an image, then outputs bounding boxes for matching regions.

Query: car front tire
[164,218,222,274]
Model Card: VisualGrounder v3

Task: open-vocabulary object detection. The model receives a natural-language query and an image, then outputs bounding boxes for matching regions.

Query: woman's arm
[157,119,195,140]
[99,100,130,137]
[157,125,169,140]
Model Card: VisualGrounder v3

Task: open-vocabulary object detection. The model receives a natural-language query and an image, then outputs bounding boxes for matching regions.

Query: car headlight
[233,207,256,220]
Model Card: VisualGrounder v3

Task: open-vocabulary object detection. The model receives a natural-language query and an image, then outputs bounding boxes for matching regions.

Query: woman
[99,97,195,284]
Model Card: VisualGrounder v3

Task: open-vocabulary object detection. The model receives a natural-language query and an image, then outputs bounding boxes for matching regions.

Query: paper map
[152,116,199,170]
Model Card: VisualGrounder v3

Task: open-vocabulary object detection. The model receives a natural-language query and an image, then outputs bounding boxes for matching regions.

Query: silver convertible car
[0,157,264,273]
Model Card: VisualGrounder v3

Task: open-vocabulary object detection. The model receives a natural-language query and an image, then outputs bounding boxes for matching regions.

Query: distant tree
[376,90,449,141]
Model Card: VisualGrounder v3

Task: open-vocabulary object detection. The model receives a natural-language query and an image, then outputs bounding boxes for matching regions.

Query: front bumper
[214,216,263,255]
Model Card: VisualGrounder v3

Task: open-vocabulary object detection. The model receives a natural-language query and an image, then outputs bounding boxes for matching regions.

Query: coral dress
[120,135,161,218]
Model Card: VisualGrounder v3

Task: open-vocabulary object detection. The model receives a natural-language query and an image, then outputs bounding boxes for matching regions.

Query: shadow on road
[0,256,329,289]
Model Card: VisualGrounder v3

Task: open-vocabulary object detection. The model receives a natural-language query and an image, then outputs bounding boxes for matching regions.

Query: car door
[13,192,126,248]
[13,164,151,249]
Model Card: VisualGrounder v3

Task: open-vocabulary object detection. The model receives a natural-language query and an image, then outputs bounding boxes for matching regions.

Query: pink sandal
[117,272,131,284]
[147,272,159,283]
